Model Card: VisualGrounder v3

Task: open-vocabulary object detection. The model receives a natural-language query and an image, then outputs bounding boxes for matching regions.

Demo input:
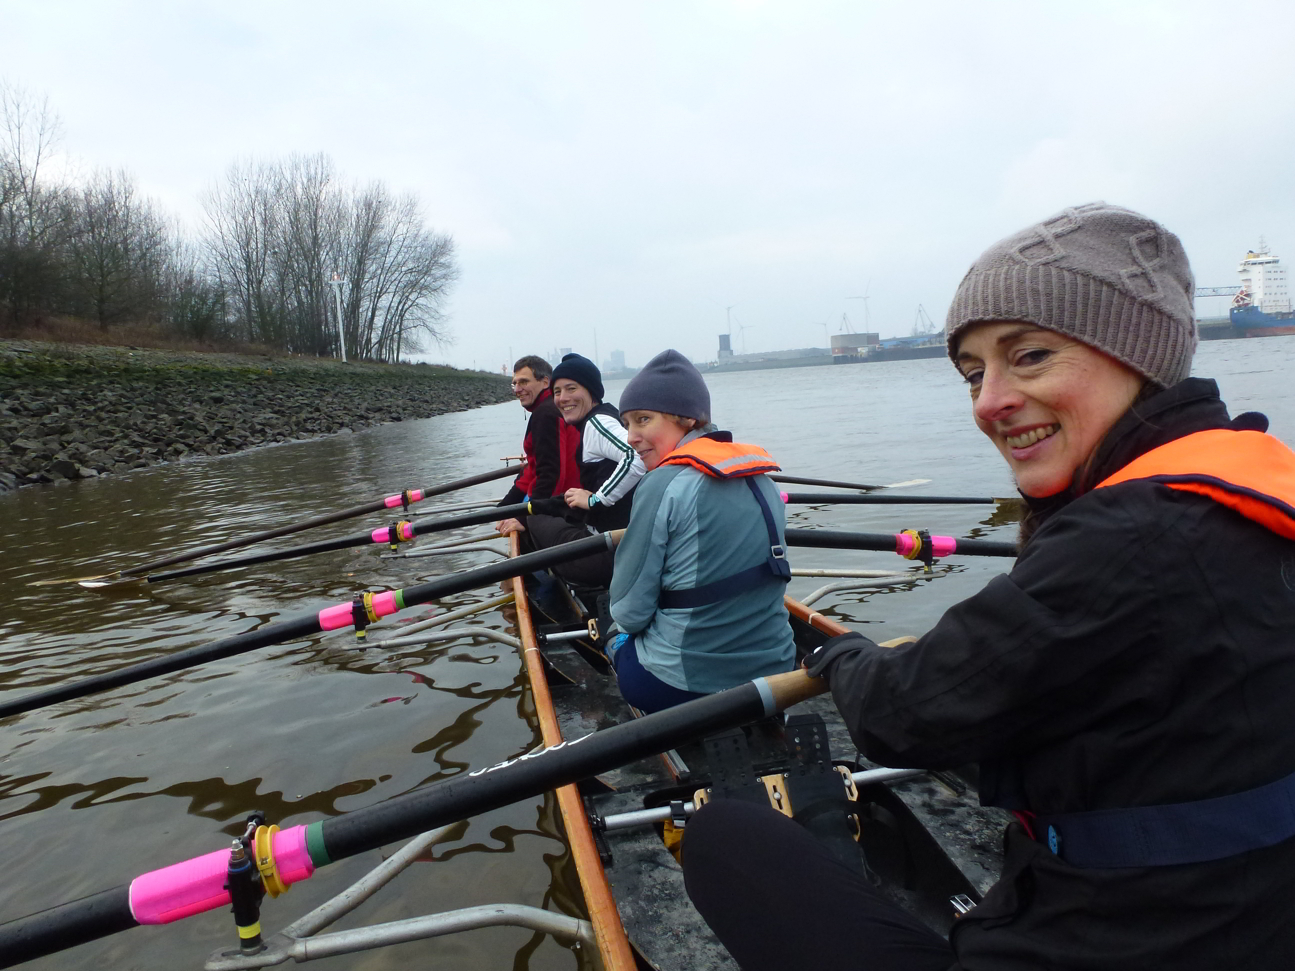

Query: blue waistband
[1035,766,1295,868]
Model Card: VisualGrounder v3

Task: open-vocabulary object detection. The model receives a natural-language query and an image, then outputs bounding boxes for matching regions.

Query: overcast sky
[4,1,1293,371]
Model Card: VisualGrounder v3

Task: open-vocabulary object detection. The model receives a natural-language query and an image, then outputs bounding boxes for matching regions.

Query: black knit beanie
[619,349,711,421]
[551,353,604,402]
[945,202,1197,387]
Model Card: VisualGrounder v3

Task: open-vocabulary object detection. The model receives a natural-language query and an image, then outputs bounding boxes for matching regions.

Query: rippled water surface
[2,337,1293,969]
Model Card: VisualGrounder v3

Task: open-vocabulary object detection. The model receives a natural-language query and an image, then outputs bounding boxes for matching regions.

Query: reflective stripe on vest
[656,441,791,609]
[1034,428,1295,868]
[1095,428,1295,540]
[658,437,781,479]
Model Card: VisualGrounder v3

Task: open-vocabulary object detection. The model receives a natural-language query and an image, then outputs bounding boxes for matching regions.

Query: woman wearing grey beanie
[683,204,1295,970]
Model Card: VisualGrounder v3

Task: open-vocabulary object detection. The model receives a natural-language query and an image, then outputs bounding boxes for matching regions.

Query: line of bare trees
[0,82,457,361]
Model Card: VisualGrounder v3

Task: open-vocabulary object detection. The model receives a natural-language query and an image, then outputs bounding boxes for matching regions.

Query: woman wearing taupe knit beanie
[683,204,1295,971]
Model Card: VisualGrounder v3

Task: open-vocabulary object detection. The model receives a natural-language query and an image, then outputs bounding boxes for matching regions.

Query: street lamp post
[329,274,347,363]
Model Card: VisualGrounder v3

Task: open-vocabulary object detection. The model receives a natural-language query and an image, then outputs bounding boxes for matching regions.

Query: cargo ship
[1202,244,1295,340]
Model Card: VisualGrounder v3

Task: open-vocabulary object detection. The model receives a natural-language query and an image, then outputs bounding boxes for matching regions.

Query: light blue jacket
[609,431,796,694]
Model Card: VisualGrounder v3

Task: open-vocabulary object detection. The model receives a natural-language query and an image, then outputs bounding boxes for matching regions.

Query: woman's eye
[961,368,983,387]
[1015,348,1050,367]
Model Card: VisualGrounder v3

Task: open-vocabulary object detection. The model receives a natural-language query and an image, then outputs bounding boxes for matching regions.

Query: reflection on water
[1,337,1292,969]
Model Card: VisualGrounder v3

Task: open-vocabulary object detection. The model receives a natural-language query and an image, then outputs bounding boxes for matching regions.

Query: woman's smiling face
[955,322,1145,498]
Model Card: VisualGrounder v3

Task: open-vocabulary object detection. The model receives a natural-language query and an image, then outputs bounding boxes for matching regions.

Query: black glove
[526,495,569,517]
[805,632,876,678]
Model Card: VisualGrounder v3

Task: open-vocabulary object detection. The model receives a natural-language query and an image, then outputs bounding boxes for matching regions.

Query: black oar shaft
[121,466,517,577]
[0,887,134,969]
[783,493,995,505]
[320,675,776,860]
[785,528,1017,558]
[0,669,823,967]
[146,502,531,584]
[0,533,611,721]
[770,474,881,491]
[0,615,324,720]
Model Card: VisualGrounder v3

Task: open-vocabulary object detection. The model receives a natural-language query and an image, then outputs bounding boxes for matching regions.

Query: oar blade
[27,572,120,588]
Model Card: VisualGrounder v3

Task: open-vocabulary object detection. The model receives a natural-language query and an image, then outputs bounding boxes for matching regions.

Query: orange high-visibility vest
[659,437,781,478]
[1094,428,1295,540]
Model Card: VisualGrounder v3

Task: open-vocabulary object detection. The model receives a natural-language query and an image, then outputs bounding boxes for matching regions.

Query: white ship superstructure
[1236,244,1291,313]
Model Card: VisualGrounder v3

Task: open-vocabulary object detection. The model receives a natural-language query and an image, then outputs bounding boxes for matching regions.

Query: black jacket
[811,379,1295,970]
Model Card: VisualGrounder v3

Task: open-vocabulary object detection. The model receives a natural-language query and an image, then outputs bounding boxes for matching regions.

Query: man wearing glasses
[496,355,581,534]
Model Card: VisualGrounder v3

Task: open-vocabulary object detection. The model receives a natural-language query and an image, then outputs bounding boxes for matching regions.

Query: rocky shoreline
[0,341,512,492]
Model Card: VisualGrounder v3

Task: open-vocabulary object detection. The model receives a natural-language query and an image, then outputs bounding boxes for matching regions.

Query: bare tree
[202,159,282,345]
[162,233,226,342]
[66,169,169,327]
[0,81,70,321]
[203,153,457,360]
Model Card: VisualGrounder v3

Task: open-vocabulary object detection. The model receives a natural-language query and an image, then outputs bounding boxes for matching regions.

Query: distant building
[830,332,880,363]
[604,349,626,371]
[704,333,832,373]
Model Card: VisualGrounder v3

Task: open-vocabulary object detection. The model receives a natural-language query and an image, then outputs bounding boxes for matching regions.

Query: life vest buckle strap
[656,477,791,609]
[1033,765,1295,868]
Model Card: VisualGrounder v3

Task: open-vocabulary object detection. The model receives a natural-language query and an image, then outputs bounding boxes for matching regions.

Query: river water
[2,337,1294,970]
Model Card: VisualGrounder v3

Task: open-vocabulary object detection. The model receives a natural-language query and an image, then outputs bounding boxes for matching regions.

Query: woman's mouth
[1005,424,1059,449]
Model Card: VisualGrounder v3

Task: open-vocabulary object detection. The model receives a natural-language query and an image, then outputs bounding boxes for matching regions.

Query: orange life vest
[659,436,781,478]
[1094,428,1295,540]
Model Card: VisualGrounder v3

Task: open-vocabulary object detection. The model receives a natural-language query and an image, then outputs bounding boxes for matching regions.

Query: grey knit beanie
[945,203,1197,387]
[619,349,711,420]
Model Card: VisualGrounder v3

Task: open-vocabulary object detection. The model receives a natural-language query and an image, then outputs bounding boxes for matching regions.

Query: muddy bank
[0,341,512,491]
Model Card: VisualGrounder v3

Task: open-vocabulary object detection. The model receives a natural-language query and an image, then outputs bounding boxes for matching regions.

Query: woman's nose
[973,367,1023,423]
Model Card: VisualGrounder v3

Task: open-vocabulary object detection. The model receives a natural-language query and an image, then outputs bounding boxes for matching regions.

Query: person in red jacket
[496,355,581,535]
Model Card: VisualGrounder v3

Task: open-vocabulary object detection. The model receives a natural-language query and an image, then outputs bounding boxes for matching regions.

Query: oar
[94,500,550,588]
[782,492,1000,505]
[29,465,520,587]
[0,531,620,721]
[785,527,1016,559]
[770,474,931,492]
[0,668,828,967]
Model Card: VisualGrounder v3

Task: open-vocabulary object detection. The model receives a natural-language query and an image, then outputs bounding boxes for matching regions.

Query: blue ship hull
[1230,306,1295,329]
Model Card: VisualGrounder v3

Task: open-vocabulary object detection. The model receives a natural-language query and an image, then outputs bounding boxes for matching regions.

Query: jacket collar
[523,386,553,413]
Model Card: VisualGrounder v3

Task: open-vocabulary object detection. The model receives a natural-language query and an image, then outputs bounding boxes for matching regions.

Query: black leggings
[524,514,616,587]
[682,800,955,971]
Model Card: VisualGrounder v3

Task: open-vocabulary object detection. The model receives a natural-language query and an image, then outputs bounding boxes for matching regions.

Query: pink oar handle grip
[318,590,404,631]
[129,826,313,924]
[383,489,425,508]
[893,533,958,558]
[371,522,415,544]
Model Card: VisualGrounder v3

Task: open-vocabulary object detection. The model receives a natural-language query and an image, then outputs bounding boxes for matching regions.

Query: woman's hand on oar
[0,531,624,721]
[0,660,816,968]
[30,465,520,588]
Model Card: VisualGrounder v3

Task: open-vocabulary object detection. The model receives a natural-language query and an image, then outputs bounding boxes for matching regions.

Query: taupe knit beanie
[945,203,1197,387]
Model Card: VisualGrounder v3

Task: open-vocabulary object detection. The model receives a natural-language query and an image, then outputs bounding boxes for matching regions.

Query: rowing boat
[507,544,1009,969]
